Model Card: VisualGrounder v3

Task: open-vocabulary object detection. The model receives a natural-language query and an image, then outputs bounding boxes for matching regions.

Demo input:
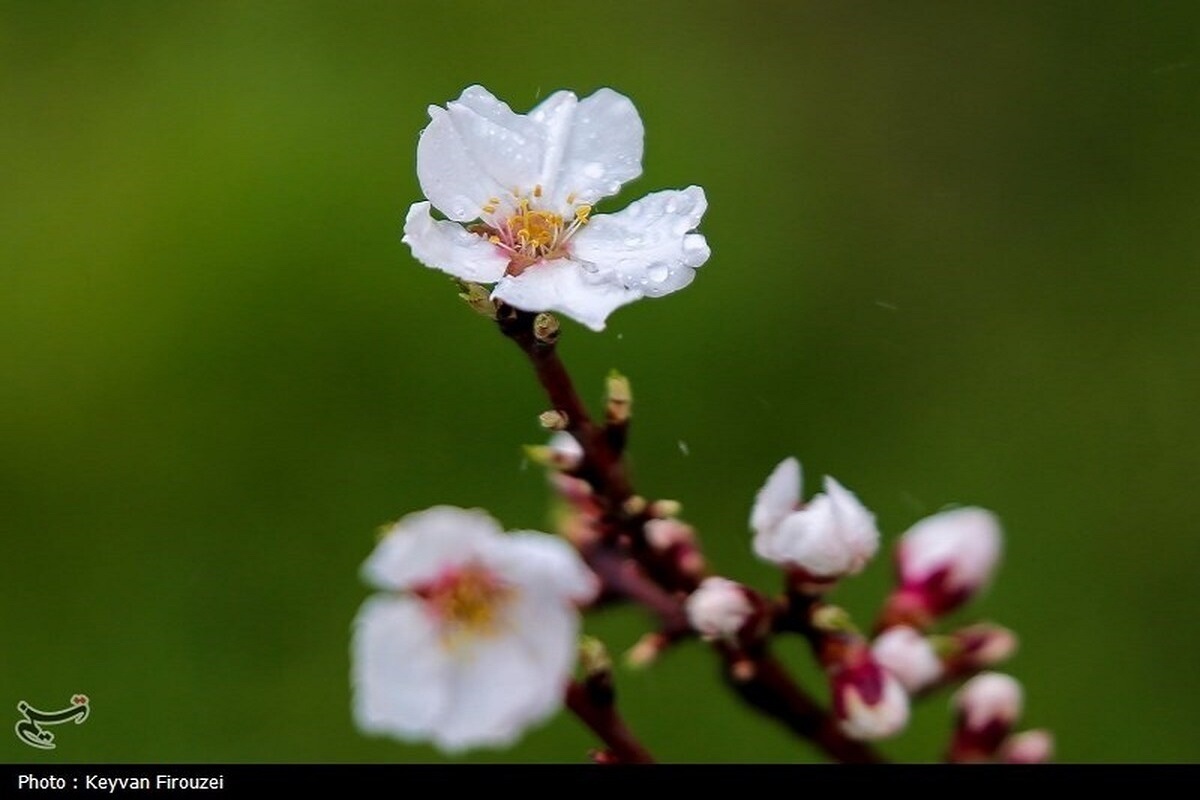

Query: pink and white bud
[646,518,706,579]
[956,672,1023,730]
[750,457,880,581]
[890,507,1002,623]
[871,626,944,693]
[645,518,696,551]
[1000,729,1054,764]
[949,672,1024,761]
[832,654,911,741]
[686,577,754,641]
[950,623,1019,670]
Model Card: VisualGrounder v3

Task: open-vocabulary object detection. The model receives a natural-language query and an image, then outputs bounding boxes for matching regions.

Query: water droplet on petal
[577,259,600,274]
[584,162,605,179]
[647,264,670,283]
[624,236,643,247]
[665,200,678,213]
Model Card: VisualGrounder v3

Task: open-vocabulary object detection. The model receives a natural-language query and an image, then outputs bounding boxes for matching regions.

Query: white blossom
[403,85,710,330]
[351,506,597,752]
[749,457,880,579]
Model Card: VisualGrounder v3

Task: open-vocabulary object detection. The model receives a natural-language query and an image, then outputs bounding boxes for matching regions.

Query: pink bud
[645,518,696,551]
[956,672,1023,730]
[1000,729,1054,764]
[832,655,911,741]
[685,577,754,641]
[950,623,1019,670]
[893,507,1002,619]
[871,626,944,693]
[949,672,1023,761]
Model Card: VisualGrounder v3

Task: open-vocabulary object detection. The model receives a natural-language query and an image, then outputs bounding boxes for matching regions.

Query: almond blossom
[403,85,710,331]
[351,506,597,752]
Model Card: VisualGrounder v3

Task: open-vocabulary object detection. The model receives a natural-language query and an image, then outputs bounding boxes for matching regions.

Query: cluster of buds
[686,455,1049,753]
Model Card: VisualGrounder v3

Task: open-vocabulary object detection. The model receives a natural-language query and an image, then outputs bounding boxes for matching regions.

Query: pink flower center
[478,186,592,276]
[416,564,513,639]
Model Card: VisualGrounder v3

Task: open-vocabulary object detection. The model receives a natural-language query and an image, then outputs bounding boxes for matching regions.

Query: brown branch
[719,646,881,764]
[565,679,655,764]
[498,306,883,764]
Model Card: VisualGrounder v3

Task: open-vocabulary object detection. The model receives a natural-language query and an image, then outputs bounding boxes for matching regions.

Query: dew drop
[584,162,605,179]
[624,236,643,247]
[578,259,600,274]
[683,235,706,253]
[665,200,678,213]
[646,264,670,283]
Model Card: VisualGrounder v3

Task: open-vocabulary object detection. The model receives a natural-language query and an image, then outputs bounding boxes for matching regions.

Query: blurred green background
[3,0,1198,763]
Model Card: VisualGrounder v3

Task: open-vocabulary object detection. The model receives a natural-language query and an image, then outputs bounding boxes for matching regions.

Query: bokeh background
[3,0,1198,763]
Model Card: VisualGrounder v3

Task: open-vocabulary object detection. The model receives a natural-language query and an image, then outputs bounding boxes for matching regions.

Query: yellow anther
[534,184,543,197]
[574,205,592,223]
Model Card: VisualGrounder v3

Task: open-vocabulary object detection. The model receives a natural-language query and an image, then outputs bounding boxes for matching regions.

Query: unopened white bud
[1000,729,1054,764]
[896,507,1002,616]
[955,672,1023,731]
[871,626,944,693]
[833,658,911,741]
[685,577,753,641]
[750,458,879,579]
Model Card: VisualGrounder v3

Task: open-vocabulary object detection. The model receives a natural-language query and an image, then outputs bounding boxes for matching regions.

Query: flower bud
[526,432,584,471]
[871,626,944,693]
[685,577,754,641]
[750,458,880,581]
[831,652,911,741]
[891,507,1002,623]
[1000,729,1054,764]
[948,623,1019,671]
[949,672,1023,761]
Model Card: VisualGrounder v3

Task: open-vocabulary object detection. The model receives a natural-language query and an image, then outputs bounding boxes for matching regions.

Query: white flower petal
[417,86,543,221]
[402,202,509,283]
[750,457,802,535]
[362,506,504,590]
[433,632,554,752]
[767,496,857,576]
[571,187,710,299]
[506,596,581,721]
[535,88,644,210]
[491,258,639,331]
[351,596,450,740]
[484,532,599,604]
[823,476,879,572]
